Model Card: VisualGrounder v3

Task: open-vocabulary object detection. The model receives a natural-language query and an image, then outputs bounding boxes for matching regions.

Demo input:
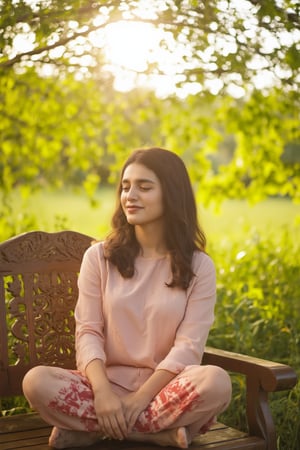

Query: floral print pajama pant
[23,364,231,438]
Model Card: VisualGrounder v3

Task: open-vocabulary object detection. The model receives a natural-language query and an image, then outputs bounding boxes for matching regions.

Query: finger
[97,417,107,437]
[101,416,115,438]
[101,414,127,441]
[116,411,128,438]
[110,415,127,440]
[127,411,139,433]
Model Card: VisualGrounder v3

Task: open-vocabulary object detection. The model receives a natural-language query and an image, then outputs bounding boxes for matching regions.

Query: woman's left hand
[121,369,175,433]
[121,391,150,433]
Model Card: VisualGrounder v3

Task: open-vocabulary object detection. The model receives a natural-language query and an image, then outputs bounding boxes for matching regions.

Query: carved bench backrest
[0,231,93,397]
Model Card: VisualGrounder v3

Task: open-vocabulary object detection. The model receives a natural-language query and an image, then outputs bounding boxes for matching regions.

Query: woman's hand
[121,369,176,433]
[93,389,128,440]
[121,391,150,433]
[85,359,128,440]
[86,359,175,439]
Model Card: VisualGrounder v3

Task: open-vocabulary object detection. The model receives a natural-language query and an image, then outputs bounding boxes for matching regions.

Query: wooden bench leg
[246,378,276,450]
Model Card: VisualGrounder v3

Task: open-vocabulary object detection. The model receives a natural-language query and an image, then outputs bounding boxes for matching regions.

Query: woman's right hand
[93,389,128,440]
[85,359,128,440]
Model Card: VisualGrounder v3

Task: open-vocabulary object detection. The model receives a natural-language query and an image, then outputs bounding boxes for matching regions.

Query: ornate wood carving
[0,231,92,264]
[5,272,79,367]
[0,231,93,374]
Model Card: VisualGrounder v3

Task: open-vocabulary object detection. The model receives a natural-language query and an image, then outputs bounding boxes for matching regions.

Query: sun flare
[99,20,190,95]
[103,21,161,72]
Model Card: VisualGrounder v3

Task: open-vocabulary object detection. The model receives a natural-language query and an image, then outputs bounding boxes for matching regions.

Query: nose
[127,185,138,200]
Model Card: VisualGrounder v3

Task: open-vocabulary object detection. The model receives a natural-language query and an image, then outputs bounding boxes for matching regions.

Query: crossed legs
[23,364,231,449]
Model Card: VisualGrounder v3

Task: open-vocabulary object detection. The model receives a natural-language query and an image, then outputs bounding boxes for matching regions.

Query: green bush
[0,396,29,417]
[209,228,300,449]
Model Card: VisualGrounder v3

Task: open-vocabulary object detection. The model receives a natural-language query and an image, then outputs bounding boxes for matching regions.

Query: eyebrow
[121,178,156,184]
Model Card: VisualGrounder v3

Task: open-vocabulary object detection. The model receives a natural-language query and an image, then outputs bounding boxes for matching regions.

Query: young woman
[23,147,232,449]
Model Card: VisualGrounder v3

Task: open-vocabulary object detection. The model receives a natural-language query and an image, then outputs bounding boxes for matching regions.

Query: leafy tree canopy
[1,0,299,91]
[0,0,299,206]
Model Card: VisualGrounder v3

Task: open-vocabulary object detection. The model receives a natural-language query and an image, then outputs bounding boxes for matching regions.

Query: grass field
[9,187,300,243]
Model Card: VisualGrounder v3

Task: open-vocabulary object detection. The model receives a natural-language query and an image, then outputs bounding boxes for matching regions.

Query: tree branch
[0,21,108,69]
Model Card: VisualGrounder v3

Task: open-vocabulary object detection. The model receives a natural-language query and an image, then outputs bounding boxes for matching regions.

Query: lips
[126,205,142,213]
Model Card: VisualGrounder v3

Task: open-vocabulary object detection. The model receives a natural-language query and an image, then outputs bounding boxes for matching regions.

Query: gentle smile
[126,206,142,212]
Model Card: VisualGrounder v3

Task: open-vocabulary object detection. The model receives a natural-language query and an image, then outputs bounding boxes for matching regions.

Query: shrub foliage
[209,229,300,449]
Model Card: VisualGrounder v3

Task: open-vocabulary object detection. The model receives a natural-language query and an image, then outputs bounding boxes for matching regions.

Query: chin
[126,217,138,225]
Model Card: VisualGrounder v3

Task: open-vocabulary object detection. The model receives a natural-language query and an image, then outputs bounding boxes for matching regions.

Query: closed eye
[121,183,153,192]
[139,185,152,191]
[121,178,156,192]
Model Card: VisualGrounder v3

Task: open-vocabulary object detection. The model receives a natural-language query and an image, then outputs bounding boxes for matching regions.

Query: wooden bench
[0,231,297,450]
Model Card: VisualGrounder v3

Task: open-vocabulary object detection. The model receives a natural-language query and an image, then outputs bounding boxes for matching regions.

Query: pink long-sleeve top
[75,242,216,392]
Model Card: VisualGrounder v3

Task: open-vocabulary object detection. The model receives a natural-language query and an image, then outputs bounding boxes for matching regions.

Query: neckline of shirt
[137,253,169,261]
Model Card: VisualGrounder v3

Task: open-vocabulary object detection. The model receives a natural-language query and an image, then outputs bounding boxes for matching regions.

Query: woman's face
[120,163,164,227]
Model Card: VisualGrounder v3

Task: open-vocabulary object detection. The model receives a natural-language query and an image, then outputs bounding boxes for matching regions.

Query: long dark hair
[104,147,206,289]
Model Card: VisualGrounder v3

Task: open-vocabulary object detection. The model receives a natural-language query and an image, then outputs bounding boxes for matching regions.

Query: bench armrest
[202,346,298,450]
[203,346,297,391]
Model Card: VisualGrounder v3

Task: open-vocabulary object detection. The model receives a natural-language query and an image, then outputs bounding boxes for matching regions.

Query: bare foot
[128,427,190,448]
[49,427,102,449]
[176,427,191,448]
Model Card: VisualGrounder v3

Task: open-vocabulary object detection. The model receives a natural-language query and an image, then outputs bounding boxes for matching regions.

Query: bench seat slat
[0,413,265,450]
